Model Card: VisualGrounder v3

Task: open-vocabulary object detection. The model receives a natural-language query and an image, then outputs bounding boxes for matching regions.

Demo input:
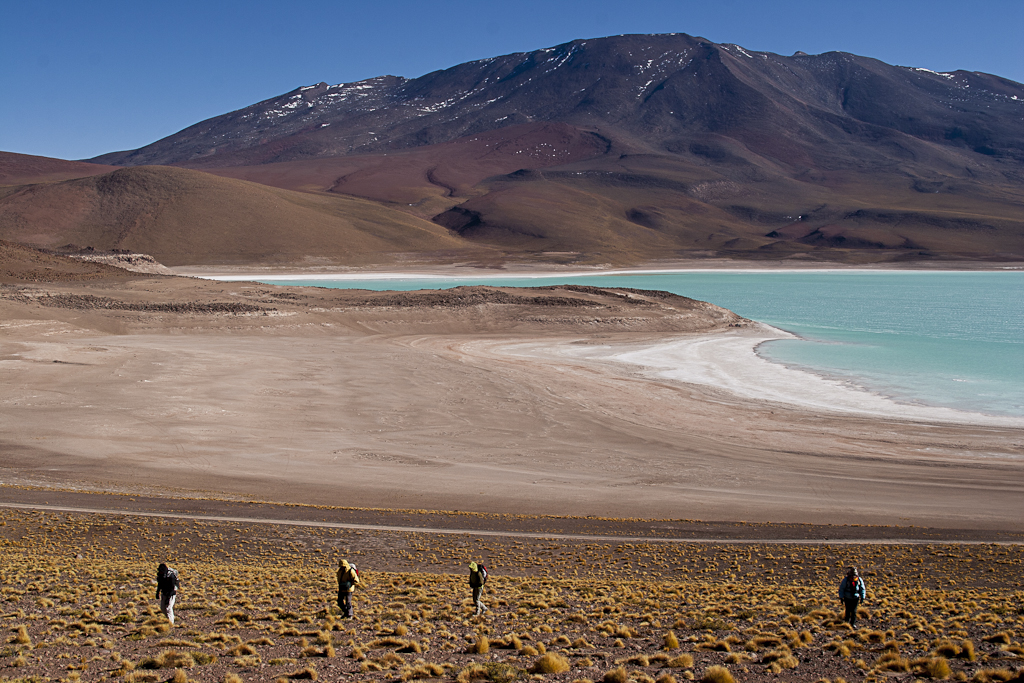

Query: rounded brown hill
[0,165,484,266]
[0,150,117,186]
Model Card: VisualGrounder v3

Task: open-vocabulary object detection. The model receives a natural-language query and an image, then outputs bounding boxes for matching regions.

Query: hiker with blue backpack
[838,566,866,627]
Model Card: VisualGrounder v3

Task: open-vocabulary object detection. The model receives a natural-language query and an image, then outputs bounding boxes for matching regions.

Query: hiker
[337,559,360,618]
[838,566,866,627]
[469,561,488,615]
[155,563,179,625]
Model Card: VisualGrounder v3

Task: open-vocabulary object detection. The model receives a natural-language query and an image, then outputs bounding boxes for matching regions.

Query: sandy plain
[1,269,1023,534]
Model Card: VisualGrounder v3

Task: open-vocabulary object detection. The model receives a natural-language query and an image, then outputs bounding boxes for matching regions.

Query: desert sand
[1,271,1022,532]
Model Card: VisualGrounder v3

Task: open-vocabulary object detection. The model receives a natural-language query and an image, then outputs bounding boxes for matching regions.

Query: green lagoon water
[253,270,1024,418]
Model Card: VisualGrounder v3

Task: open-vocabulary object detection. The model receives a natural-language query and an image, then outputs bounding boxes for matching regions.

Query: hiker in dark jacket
[838,566,866,627]
[337,559,360,618]
[469,561,488,616]
[156,563,179,625]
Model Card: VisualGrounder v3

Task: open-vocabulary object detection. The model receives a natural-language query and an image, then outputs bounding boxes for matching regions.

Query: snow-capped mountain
[92,33,1024,173]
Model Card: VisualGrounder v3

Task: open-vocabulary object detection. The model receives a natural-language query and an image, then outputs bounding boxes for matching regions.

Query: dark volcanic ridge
[91,33,1024,175]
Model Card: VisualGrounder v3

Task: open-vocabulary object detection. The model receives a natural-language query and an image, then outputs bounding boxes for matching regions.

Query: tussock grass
[530,652,571,674]
[969,669,1023,683]
[137,649,198,669]
[699,665,734,683]
[0,506,1021,683]
[666,654,694,668]
[400,659,448,681]
[911,656,953,679]
[456,662,526,683]
[603,666,628,683]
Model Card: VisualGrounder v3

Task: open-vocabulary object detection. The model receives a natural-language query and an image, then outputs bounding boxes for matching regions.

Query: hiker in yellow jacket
[337,559,360,618]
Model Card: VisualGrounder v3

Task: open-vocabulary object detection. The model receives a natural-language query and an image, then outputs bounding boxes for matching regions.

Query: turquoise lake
[254,271,1024,418]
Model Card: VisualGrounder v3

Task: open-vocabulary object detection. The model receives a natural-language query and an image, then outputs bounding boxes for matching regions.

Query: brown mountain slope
[0,151,118,186]
[3,143,1021,267]
[207,122,611,218]
[438,153,1024,263]
[204,126,1024,264]
[75,33,1023,266]
[0,166,491,266]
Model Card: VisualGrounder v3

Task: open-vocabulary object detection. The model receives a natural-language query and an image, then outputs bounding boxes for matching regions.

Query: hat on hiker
[469,562,478,571]
[340,559,350,569]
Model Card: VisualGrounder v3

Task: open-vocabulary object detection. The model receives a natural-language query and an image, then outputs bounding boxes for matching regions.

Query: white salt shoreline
[505,326,1024,429]
[174,263,1024,281]
[181,266,1024,428]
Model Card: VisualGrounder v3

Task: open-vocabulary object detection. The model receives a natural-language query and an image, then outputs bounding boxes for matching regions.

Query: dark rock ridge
[90,33,1024,177]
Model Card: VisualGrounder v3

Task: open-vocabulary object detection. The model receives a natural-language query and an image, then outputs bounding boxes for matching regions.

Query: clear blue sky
[2,0,1022,161]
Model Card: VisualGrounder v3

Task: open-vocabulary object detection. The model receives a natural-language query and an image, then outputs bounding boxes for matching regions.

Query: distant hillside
[0,166,488,267]
[93,33,1024,175]
[2,34,1020,267]
[0,151,117,186]
[76,33,1024,266]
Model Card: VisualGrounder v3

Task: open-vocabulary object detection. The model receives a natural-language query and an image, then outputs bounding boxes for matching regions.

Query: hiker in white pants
[156,563,179,625]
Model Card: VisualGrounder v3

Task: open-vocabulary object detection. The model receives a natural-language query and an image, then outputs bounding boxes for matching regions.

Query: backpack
[165,567,179,592]
[478,565,487,584]
[340,565,357,591]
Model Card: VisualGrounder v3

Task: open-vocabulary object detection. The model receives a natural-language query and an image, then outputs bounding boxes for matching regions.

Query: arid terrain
[0,500,1022,683]
[3,27,1024,683]
[2,247,1022,528]
[1,242,1023,683]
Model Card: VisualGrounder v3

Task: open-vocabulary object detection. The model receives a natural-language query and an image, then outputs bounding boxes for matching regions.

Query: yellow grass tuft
[456,662,528,683]
[400,660,448,681]
[470,635,490,654]
[531,653,571,674]
[911,656,952,680]
[667,655,694,669]
[138,649,196,669]
[700,665,735,683]
[969,669,1018,683]
[603,666,628,683]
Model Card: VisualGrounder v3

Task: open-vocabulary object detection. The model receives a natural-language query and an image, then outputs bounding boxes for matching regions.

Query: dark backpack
[479,565,487,584]
[164,567,179,592]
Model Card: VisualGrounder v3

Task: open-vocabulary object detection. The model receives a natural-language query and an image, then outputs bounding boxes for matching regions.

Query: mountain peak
[89,32,1023,172]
